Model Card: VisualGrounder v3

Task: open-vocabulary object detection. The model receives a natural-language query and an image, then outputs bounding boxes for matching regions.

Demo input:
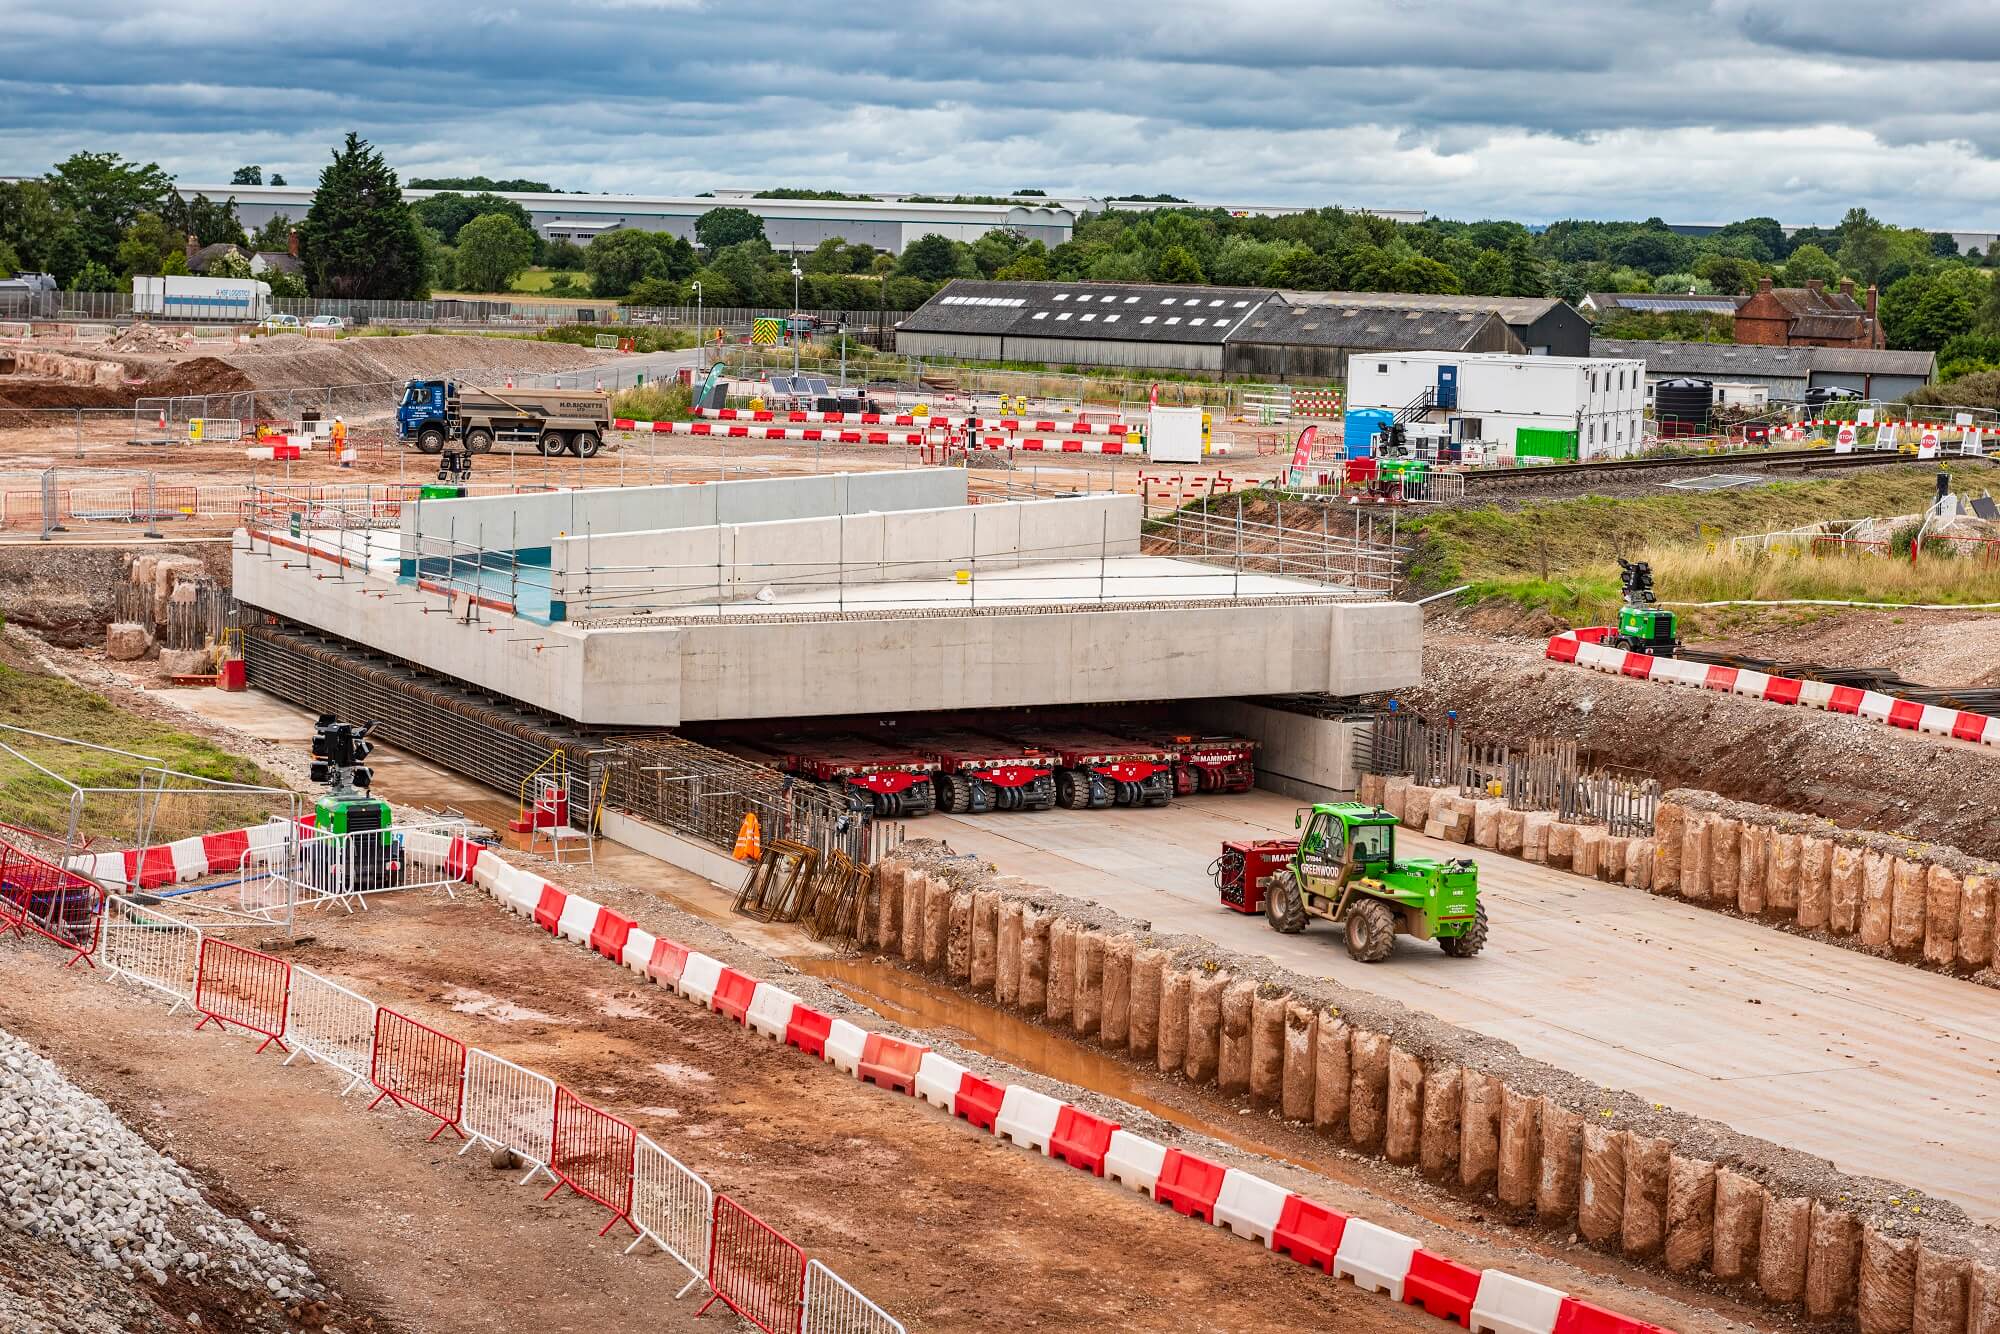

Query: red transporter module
[1113,728,1259,796]
[997,727,1174,810]
[911,731,1058,813]
[1211,839,1300,914]
[745,735,941,818]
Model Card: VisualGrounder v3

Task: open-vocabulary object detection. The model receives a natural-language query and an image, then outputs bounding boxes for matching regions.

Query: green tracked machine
[1611,557,1679,656]
[307,715,399,895]
[1258,802,1487,962]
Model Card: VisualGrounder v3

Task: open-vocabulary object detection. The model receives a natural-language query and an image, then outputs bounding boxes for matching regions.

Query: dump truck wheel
[1440,905,1489,958]
[1262,874,1307,934]
[1344,897,1397,963]
[464,428,494,454]
[417,428,445,455]
[573,430,601,458]
[538,430,567,456]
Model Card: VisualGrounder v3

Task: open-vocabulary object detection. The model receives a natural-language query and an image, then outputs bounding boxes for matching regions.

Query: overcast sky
[7,0,2000,229]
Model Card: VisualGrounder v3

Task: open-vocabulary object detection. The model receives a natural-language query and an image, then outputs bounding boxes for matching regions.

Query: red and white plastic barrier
[616,418,927,445]
[463,839,1668,1334]
[693,407,1134,435]
[1547,629,2000,746]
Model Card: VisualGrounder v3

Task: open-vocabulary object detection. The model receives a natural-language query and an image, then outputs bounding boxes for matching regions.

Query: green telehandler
[1258,802,1488,962]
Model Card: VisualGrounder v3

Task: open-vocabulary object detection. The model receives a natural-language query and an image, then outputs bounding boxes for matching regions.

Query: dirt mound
[0,357,252,424]
[105,321,185,353]
[220,333,608,391]
[1393,631,2000,858]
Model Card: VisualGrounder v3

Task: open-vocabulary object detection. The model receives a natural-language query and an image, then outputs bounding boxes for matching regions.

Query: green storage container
[1514,428,1579,462]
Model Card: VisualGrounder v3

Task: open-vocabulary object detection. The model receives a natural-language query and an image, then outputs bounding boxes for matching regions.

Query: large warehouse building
[895,280,1585,379]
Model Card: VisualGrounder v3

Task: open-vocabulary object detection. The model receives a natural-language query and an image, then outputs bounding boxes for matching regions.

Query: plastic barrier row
[615,419,927,445]
[1548,629,2000,747]
[11,852,901,1334]
[475,840,1668,1334]
[693,407,1135,435]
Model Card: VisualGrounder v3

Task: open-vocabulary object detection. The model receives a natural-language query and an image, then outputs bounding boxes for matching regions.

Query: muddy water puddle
[790,953,1411,1206]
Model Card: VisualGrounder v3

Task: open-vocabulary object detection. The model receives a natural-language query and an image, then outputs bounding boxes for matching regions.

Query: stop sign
[1836,424,1856,447]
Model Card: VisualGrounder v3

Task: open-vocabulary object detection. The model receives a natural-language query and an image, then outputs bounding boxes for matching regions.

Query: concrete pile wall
[1354,776,2000,986]
[1646,791,1999,982]
[866,844,2000,1329]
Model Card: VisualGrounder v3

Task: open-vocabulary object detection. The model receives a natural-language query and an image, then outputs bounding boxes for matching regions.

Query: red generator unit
[914,732,1058,813]
[1001,727,1174,810]
[1118,729,1259,796]
[1212,839,1299,914]
[762,735,941,819]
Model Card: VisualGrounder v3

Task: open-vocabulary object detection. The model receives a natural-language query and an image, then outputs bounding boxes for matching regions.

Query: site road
[932,790,2000,1222]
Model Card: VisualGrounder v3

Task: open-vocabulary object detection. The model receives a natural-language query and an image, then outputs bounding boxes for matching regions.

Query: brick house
[1732,276,1882,349]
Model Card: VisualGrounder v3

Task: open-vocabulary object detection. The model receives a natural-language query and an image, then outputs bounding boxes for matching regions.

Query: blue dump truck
[395,379,613,457]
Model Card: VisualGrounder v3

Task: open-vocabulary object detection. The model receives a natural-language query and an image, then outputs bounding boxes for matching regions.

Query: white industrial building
[1345,351,1647,463]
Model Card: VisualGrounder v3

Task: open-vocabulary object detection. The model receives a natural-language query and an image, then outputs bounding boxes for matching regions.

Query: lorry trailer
[1112,728,1258,796]
[396,379,613,458]
[133,274,273,322]
[911,731,1058,813]
[1000,727,1174,809]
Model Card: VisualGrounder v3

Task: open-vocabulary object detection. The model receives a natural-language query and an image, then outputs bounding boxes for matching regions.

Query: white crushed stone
[0,1027,321,1304]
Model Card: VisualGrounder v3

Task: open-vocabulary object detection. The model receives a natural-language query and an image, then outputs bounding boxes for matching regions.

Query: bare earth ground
[0,640,1782,1334]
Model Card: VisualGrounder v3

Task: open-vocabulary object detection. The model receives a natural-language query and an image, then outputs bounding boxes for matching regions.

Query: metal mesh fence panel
[700,1194,807,1334]
[367,1008,467,1138]
[629,1133,712,1293]
[462,1048,557,1183]
[192,937,291,1052]
[546,1086,638,1235]
[99,896,202,1007]
[803,1260,905,1334]
[282,967,377,1091]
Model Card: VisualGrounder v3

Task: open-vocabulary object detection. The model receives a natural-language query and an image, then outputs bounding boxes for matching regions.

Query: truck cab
[397,379,455,452]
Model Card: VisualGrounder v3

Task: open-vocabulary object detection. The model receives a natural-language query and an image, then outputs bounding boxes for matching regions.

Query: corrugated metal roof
[1590,338,1935,381]
[1235,303,1512,350]
[898,279,1277,343]
[1276,290,1570,322]
[1589,294,1740,315]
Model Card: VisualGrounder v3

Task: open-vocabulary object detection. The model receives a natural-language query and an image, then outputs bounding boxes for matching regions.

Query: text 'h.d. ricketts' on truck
[396,379,614,458]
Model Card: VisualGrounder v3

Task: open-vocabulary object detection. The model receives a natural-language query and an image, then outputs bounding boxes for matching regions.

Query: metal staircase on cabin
[1393,387,1436,427]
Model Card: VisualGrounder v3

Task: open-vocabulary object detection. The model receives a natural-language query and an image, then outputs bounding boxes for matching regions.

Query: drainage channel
[789,951,1789,1332]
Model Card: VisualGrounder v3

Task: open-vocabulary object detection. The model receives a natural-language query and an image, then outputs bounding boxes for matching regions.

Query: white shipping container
[132,274,271,322]
[1147,406,1204,463]
[1345,350,1645,461]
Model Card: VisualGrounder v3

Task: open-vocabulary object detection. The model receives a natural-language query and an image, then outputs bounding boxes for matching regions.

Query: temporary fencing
[0,837,105,966]
[461,1048,558,1184]
[281,967,379,1093]
[700,1194,808,1334]
[98,895,202,1009]
[368,1008,467,1140]
[546,1085,639,1236]
[191,937,291,1053]
[629,1134,713,1292]
[803,1259,907,1334]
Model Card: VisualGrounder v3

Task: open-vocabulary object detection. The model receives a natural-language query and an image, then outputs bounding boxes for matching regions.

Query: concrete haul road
[931,790,2000,1222]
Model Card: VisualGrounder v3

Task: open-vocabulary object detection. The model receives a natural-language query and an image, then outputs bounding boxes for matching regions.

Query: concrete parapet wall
[873,840,2000,1325]
[1193,699,1369,802]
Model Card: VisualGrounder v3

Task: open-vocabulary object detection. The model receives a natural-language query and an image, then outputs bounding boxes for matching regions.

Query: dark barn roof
[900,279,1278,344]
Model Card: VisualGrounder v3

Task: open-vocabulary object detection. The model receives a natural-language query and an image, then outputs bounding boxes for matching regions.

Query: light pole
[692,279,703,372]
[790,261,802,381]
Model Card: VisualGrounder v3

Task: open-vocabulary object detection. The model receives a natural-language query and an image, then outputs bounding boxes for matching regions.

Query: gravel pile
[0,1027,322,1305]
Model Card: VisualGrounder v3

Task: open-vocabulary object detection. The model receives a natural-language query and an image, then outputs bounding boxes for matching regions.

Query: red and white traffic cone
[505,375,514,389]
[156,407,166,431]
[595,376,603,392]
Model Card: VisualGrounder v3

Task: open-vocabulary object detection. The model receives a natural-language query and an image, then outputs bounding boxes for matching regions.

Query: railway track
[1453,446,1988,497]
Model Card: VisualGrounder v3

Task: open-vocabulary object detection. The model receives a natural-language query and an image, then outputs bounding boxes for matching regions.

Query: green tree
[694,207,765,251]
[1880,269,1983,350]
[1835,208,1891,286]
[686,265,741,307]
[1694,253,1762,295]
[803,236,851,274]
[542,238,586,270]
[270,173,286,186]
[709,241,771,305]
[1268,246,1335,289]
[995,254,1050,281]
[622,276,681,306]
[44,152,173,269]
[250,213,295,254]
[297,133,427,299]
[0,180,67,274]
[896,233,963,282]
[163,193,247,248]
[1780,243,1839,286]
[1710,217,1785,262]
[207,249,254,279]
[454,212,535,291]
[0,241,16,277]
[412,191,536,245]
[231,166,262,186]
[1088,250,1151,282]
[409,176,553,193]
[1502,234,1548,296]
[1152,244,1206,283]
[71,261,117,292]
[116,212,180,277]
[584,228,664,298]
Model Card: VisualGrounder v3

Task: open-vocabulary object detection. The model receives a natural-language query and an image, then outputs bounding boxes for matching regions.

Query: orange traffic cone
[732,812,762,861]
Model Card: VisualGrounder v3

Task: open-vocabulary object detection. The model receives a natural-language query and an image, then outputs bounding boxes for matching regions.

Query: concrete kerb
[448,839,1686,1334]
[880,839,2000,1328]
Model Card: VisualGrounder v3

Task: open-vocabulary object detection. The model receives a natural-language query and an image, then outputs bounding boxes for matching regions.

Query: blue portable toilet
[1343,408,1395,459]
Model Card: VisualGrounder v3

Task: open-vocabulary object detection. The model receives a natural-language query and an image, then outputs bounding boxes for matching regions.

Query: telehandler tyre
[1261,874,1307,934]
[1439,905,1489,958]
[1343,897,1397,963]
